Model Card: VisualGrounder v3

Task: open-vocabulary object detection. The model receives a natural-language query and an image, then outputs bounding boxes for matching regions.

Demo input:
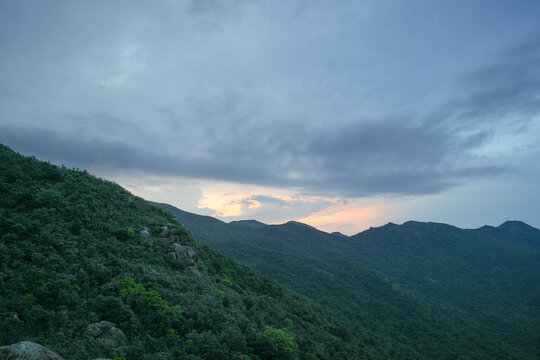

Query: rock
[0,341,65,360]
[85,320,128,349]
[170,243,197,265]
[161,225,168,234]
[140,227,150,238]
[187,266,202,279]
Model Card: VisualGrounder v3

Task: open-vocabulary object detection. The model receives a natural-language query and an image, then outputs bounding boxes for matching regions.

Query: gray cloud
[433,38,540,131]
[0,108,508,198]
[0,1,539,199]
[249,195,292,206]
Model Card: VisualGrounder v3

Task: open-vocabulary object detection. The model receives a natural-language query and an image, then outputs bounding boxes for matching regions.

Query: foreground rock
[0,341,65,360]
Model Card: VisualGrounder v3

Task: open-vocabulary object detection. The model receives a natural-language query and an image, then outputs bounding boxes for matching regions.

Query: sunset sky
[1,0,539,234]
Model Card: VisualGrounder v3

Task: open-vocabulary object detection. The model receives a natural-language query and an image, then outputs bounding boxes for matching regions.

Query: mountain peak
[228,219,267,228]
[496,221,539,236]
[284,220,317,230]
[498,220,534,230]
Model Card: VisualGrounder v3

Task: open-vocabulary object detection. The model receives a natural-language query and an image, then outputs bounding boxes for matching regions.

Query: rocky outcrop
[170,243,197,265]
[187,266,202,279]
[140,227,150,238]
[0,341,65,360]
[85,320,127,349]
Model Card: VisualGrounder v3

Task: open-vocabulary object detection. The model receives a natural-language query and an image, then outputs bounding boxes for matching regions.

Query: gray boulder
[170,243,197,265]
[0,341,65,360]
[85,320,127,349]
[140,227,150,238]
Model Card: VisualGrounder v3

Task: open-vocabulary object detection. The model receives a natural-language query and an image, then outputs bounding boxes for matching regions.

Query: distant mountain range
[152,201,540,359]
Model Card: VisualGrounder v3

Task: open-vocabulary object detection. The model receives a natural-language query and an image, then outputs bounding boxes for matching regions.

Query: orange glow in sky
[296,201,385,235]
[105,171,535,236]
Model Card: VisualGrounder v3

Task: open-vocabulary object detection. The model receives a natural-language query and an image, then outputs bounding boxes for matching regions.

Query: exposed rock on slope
[0,341,65,360]
[170,243,197,265]
[85,321,127,349]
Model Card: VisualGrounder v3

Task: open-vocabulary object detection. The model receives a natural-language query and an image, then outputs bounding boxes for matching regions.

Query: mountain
[154,202,540,359]
[3,140,537,359]
[229,220,267,229]
[348,220,540,355]
[0,144,377,360]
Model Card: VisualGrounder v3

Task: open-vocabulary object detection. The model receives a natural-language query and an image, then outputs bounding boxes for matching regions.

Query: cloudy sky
[1,0,539,234]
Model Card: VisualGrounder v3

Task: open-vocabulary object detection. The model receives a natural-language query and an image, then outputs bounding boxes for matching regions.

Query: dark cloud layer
[435,38,540,129]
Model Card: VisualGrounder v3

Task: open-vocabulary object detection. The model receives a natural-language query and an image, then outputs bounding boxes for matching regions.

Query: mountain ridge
[1,144,537,359]
[154,201,540,360]
[151,201,539,237]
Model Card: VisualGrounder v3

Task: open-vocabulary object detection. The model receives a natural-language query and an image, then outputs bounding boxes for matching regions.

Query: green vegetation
[157,203,540,360]
[118,277,181,314]
[349,221,540,358]
[261,327,298,355]
[0,144,369,359]
[2,142,538,359]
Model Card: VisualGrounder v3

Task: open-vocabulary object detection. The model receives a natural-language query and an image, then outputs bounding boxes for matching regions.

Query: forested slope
[156,202,540,359]
[349,221,540,357]
[0,144,373,360]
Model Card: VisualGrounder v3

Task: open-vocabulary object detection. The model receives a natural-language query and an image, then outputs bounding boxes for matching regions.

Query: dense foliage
[0,144,373,359]
[157,203,540,360]
[349,221,540,358]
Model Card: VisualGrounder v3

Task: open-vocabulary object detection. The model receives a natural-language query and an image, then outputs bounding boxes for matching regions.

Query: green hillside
[0,144,373,360]
[155,203,540,359]
[2,142,538,359]
[349,221,540,357]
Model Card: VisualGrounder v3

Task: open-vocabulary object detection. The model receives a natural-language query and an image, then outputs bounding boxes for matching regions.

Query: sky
[1,0,539,235]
